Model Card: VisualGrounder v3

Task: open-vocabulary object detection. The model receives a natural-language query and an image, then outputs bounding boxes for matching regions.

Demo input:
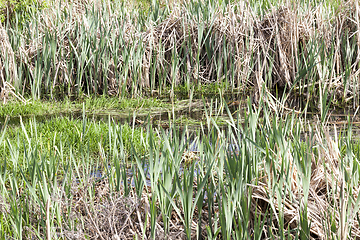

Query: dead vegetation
[57,180,194,240]
[0,0,358,107]
[11,126,358,239]
[1,1,360,238]
[0,21,15,103]
[252,127,360,239]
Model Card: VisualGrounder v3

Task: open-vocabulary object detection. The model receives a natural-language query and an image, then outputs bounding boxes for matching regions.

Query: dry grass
[132,0,360,103]
[1,111,360,239]
[251,127,360,239]
[1,0,360,239]
[18,128,356,239]
[0,21,15,103]
[55,178,195,239]
[0,0,358,105]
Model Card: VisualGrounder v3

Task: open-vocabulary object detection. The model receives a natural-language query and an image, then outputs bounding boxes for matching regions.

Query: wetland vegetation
[0,0,360,239]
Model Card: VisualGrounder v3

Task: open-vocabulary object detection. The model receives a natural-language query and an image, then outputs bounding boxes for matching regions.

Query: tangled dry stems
[251,126,360,239]
[1,0,360,238]
[0,0,358,105]
[8,128,356,239]
[57,178,193,239]
[0,21,16,103]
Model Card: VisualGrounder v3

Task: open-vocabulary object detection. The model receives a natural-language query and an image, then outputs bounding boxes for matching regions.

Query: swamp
[0,0,360,239]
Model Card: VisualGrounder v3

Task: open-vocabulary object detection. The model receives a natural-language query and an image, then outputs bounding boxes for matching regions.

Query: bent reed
[1,0,360,239]
[0,0,359,109]
[0,101,360,239]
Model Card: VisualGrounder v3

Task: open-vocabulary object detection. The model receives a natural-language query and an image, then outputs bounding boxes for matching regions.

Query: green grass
[0,99,359,238]
[0,0,48,24]
[174,82,237,98]
[0,96,170,118]
[0,0,360,238]
[0,115,151,162]
[0,100,47,117]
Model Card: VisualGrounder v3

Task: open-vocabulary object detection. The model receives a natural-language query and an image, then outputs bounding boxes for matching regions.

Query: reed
[0,0,358,111]
[1,0,360,239]
[0,97,359,238]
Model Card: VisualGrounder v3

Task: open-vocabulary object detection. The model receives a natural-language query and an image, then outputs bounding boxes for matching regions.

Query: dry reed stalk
[0,194,9,215]
[5,0,357,104]
[140,2,312,100]
[251,125,360,239]
[0,21,17,103]
[56,174,202,239]
[46,198,51,240]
